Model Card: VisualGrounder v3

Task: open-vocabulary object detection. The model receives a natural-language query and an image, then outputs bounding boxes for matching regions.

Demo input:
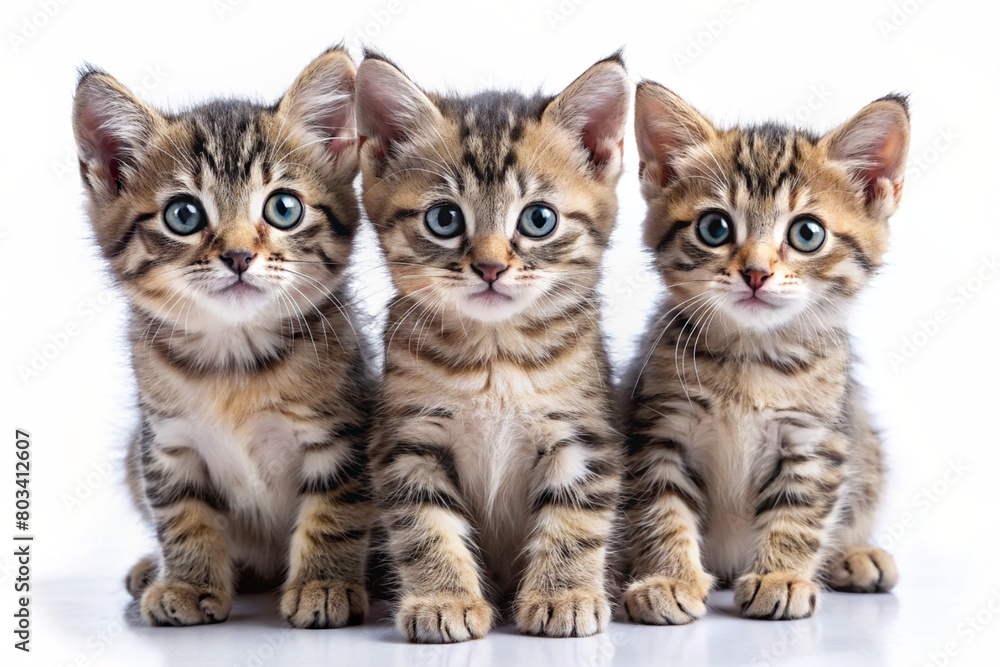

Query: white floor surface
[27,550,1000,667]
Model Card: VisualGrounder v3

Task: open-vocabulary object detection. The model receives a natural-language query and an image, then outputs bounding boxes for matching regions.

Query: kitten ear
[822,94,910,217]
[634,81,716,193]
[278,46,358,177]
[354,54,441,161]
[72,68,160,198]
[544,52,631,180]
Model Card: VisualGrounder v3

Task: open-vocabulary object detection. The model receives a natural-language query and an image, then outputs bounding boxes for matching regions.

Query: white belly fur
[451,399,535,596]
[689,411,779,580]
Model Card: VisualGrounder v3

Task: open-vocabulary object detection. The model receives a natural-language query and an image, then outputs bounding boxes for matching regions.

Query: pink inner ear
[362,86,412,152]
[830,107,908,203]
[870,127,906,180]
[317,104,355,161]
[97,133,125,190]
[582,113,621,166]
[78,104,127,191]
[636,116,680,187]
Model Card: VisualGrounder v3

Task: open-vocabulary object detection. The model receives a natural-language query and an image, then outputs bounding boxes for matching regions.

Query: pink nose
[220,249,256,275]
[471,262,508,284]
[741,267,771,291]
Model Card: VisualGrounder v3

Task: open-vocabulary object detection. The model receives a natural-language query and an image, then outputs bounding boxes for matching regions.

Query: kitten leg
[735,427,847,620]
[825,425,897,593]
[378,438,493,643]
[514,426,621,638]
[280,431,372,629]
[138,444,232,626]
[622,427,713,625]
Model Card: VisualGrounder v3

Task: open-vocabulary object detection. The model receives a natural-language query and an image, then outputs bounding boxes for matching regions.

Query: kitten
[622,83,909,622]
[72,47,374,627]
[354,51,630,641]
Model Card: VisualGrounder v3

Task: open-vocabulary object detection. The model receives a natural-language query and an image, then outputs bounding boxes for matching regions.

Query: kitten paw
[735,572,818,620]
[623,572,713,625]
[515,587,611,638]
[280,579,367,629]
[396,592,493,643]
[140,581,231,626]
[125,555,158,599]
[827,547,898,593]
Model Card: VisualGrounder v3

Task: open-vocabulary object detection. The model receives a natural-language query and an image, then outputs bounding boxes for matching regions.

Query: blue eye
[695,211,733,247]
[163,197,207,236]
[517,204,558,238]
[787,216,826,253]
[263,192,304,230]
[425,203,465,239]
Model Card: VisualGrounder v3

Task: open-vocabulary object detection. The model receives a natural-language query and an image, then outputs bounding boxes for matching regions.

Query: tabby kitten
[72,47,374,627]
[622,83,909,622]
[355,52,630,641]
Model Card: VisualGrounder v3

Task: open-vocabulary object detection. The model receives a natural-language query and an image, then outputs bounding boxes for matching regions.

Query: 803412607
[15,430,30,531]
[14,429,31,531]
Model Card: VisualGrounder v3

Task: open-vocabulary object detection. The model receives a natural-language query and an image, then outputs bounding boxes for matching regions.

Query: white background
[3,0,999,665]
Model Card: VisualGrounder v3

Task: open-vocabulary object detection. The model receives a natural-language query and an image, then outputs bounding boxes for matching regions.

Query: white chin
[204,288,272,322]
[457,292,529,323]
[726,299,800,330]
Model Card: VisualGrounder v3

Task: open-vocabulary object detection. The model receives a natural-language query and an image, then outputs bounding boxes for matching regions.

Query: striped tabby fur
[72,47,375,627]
[355,52,631,641]
[622,83,910,623]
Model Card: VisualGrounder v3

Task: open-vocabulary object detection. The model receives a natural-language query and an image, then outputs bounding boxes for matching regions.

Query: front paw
[827,547,898,593]
[140,580,231,626]
[735,572,818,620]
[623,572,713,625]
[280,580,367,628]
[515,587,611,638]
[397,592,494,643]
